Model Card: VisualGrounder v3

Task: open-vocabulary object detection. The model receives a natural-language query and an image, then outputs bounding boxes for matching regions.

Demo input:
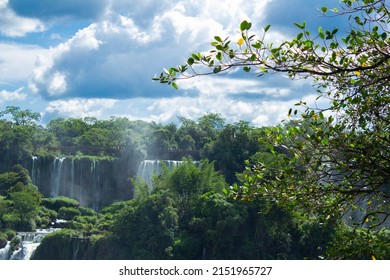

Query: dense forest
[0,106,389,260]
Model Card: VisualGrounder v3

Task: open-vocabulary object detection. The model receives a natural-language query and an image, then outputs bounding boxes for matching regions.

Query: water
[0,229,58,260]
[31,156,38,184]
[50,157,65,197]
[136,160,182,188]
[0,242,11,260]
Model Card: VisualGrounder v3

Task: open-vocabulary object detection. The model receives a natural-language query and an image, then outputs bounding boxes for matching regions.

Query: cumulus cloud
[29,0,289,101]
[45,98,117,119]
[0,0,45,37]
[0,42,48,86]
[0,87,27,103]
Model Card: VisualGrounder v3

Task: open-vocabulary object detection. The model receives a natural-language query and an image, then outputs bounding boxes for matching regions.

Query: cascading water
[0,243,11,260]
[28,155,133,209]
[136,160,182,188]
[90,159,101,210]
[31,156,38,183]
[0,229,57,260]
[50,157,65,197]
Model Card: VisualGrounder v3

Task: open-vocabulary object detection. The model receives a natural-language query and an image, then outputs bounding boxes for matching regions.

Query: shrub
[4,229,16,240]
[41,196,79,212]
[79,207,96,216]
[58,207,81,220]
[10,236,21,251]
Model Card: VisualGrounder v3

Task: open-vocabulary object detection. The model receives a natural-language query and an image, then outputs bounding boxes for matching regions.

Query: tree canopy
[154,0,390,228]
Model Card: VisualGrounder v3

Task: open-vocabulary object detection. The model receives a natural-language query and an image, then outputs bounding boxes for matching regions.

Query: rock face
[27,156,137,209]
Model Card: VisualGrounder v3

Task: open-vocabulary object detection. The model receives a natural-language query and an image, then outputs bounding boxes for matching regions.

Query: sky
[0,0,345,126]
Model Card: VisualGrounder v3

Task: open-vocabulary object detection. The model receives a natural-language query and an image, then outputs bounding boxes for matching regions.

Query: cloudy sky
[0,0,344,126]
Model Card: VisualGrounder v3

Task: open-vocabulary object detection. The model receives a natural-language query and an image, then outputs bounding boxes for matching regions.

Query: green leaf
[187,57,194,65]
[264,24,271,32]
[214,36,222,42]
[171,82,178,90]
[304,40,313,48]
[213,66,222,73]
[294,22,306,29]
[240,20,252,31]
[191,53,200,61]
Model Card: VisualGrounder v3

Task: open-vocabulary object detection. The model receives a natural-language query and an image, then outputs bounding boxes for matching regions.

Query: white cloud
[48,72,68,96]
[0,0,45,37]
[45,98,118,119]
[0,87,27,103]
[28,0,289,101]
[0,43,48,86]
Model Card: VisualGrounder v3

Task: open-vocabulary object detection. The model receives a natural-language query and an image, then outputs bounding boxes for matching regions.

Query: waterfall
[1,229,57,260]
[0,242,11,260]
[90,160,101,210]
[69,158,74,198]
[27,156,133,209]
[31,156,38,184]
[136,160,182,188]
[50,157,65,197]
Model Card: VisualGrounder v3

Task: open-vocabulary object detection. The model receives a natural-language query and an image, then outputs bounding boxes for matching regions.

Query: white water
[0,229,58,260]
[31,156,38,184]
[136,160,182,188]
[50,157,65,197]
[0,242,11,260]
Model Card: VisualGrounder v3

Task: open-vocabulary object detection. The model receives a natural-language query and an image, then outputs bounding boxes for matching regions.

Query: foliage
[0,106,40,126]
[41,196,79,212]
[31,229,84,260]
[0,166,42,231]
[58,207,81,220]
[326,227,390,259]
[0,171,20,196]
[111,160,336,259]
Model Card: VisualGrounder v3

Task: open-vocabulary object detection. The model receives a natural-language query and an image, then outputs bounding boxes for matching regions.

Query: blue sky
[0,0,344,126]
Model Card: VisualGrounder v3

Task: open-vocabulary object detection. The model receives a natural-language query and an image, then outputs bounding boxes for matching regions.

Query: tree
[154,0,389,228]
[0,106,40,126]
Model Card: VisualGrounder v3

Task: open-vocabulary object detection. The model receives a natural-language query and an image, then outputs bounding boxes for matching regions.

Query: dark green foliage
[10,235,21,252]
[112,192,178,259]
[0,166,44,232]
[0,165,31,195]
[58,207,81,220]
[4,229,16,240]
[32,229,86,260]
[41,196,79,212]
[0,172,20,195]
[78,206,96,216]
[326,227,390,260]
[109,160,335,260]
